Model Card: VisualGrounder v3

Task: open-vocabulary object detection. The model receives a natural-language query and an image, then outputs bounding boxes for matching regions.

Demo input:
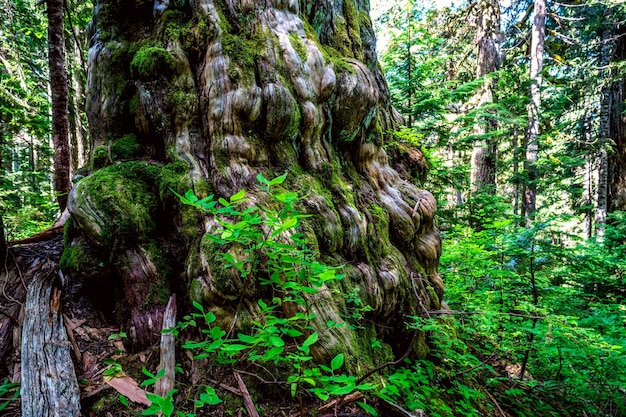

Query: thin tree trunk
[519,240,538,381]
[596,30,615,239]
[583,111,593,239]
[0,214,6,262]
[513,127,520,216]
[406,7,413,128]
[47,0,71,211]
[65,0,88,174]
[522,0,546,222]
[607,23,626,212]
[584,156,593,239]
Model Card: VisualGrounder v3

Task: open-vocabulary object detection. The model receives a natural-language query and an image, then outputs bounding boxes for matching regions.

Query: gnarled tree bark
[63,0,442,376]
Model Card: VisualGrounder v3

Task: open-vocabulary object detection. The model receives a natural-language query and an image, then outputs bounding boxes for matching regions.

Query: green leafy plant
[160,174,375,415]
[102,358,124,380]
[0,378,20,413]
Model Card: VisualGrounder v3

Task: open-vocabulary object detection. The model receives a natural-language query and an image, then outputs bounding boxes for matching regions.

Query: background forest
[1,0,625,416]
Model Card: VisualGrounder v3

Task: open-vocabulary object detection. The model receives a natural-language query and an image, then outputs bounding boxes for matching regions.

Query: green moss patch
[289,33,307,62]
[131,46,175,81]
[92,145,110,170]
[221,29,266,78]
[111,134,141,160]
[73,162,162,249]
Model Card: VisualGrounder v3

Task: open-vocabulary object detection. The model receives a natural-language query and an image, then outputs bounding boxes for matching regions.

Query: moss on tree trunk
[66,0,442,367]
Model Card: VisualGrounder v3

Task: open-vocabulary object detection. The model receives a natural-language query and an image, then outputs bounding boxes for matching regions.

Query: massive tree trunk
[470,0,501,195]
[522,0,546,221]
[64,0,441,384]
[47,0,71,211]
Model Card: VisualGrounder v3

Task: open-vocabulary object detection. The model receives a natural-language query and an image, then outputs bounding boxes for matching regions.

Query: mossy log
[67,0,443,370]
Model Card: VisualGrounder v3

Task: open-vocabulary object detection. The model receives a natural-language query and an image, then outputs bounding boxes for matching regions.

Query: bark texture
[0,214,5,262]
[522,0,546,221]
[47,0,71,210]
[596,28,613,239]
[20,261,81,417]
[65,0,442,366]
[470,0,501,195]
[606,26,626,213]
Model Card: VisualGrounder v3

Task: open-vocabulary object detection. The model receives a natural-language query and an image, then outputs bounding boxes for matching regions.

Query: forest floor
[0,237,409,417]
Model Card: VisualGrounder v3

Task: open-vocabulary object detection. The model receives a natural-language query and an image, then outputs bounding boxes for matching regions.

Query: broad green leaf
[184,189,198,203]
[229,189,245,202]
[204,311,216,324]
[256,173,270,185]
[328,384,354,395]
[118,394,129,407]
[220,343,249,353]
[238,333,258,344]
[330,353,344,370]
[283,328,303,337]
[268,173,288,186]
[209,326,225,339]
[281,217,298,229]
[222,252,236,264]
[357,401,378,416]
[302,332,318,347]
[313,390,330,401]
[269,335,285,347]
[275,192,298,203]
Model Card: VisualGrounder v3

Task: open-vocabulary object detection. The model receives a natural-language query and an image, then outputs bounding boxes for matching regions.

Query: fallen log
[20,260,81,417]
[8,209,68,247]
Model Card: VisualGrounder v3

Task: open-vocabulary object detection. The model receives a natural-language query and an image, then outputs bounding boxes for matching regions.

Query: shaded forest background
[1,0,626,416]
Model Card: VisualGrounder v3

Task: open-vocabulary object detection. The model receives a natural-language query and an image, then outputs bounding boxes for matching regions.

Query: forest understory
[2,0,626,416]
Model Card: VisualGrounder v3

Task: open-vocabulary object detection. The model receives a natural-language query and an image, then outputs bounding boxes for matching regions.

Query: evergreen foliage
[375,0,626,415]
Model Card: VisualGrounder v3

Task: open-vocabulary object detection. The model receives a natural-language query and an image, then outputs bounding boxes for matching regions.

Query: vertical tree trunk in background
[470,0,501,195]
[596,92,610,239]
[47,0,70,211]
[607,25,626,215]
[582,111,594,239]
[522,0,545,221]
[513,127,520,215]
[65,0,443,364]
[0,214,6,262]
[406,7,413,128]
[64,0,89,174]
[595,27,616,240]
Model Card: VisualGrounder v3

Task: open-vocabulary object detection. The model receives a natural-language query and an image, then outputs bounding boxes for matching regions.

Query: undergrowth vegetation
[126,174,378,416]
[437,193,626,416]
[88,177,626,417]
